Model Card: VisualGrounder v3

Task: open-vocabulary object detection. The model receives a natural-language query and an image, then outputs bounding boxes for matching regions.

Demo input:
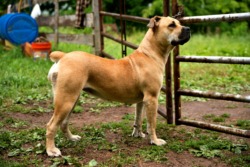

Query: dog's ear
[147,16,161,28]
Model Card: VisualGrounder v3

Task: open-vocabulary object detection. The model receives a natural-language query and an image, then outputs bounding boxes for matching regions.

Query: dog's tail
[49,51,66,62]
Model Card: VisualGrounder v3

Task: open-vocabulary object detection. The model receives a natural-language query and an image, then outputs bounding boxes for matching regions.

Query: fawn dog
[46,16,190,156]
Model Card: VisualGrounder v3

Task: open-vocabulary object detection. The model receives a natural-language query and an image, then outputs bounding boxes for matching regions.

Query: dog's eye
[168,22,176,28]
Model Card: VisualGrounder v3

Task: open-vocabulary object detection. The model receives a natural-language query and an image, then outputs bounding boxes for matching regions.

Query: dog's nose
[184,26,190,33]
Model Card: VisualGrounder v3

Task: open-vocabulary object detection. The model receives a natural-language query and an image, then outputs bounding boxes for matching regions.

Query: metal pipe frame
[179,119,250,137]
[179,12,250,24]
[176,56,250,64]
[101,32,138,49]
[172,0,250,138]
[98,0,250,137]
[178,89,250,103]
[100,11,149,24]
[163,0,173,124]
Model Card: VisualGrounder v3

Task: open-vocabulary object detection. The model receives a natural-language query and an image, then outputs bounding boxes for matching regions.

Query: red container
[31,42,51,60]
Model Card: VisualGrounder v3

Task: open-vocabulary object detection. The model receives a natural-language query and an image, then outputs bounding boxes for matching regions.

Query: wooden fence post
[54,0,59,47]
[92,0,102,56]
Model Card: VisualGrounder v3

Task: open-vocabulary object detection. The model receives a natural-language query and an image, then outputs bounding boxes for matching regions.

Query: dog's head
[147,16,190,46]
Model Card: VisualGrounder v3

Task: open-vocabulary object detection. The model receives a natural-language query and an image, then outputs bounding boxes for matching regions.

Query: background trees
[0,0,249,34]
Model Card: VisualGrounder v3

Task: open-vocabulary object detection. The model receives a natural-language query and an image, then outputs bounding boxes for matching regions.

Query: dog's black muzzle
[171,26,191,46]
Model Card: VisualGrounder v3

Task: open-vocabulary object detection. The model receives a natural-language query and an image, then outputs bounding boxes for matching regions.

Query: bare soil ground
[2,99,250,166]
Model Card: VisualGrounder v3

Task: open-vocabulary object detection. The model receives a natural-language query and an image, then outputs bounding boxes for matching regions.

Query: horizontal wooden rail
[37,13,93,27]
[101,51,116,59]
[158,108,168,120]
[178,89,250,103]
[45,33,94,46]
[101,32,138,49]
[100,11,149,24]
[178,119,250,138]
[176,56,250,64]
[179,12,250,24]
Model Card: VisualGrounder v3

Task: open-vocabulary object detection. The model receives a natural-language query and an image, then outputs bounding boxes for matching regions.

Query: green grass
[179,34,250,97]
[203,113,231,123]
[0,115,249,166]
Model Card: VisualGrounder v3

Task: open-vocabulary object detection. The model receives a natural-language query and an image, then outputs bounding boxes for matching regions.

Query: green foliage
[141,0,250,34]
[190,145,221,158]
[203,114,231,123]
[137,146,168,162]
[236,120,250,130]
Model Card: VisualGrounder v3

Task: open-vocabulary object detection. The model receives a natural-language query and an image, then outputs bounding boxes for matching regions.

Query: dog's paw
[47,147,62,157]
[132,128,146,138]
[150,138,166,146]
[69,135,81,141]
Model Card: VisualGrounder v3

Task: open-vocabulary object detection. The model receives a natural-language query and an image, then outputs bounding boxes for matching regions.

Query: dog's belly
[83,86,143,104]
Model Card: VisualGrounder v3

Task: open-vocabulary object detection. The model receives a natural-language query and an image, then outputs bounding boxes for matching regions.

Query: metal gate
[93,0,250,138]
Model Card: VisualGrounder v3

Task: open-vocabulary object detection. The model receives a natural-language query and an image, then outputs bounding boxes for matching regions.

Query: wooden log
[45,34,94,46]
[36,14,93,28]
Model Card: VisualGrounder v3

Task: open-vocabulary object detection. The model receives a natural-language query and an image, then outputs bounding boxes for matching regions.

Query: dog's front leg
[132,102,146,138]
[144,96,166,146]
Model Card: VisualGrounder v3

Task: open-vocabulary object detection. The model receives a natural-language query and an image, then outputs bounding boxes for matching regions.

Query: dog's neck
[138,29,174,66]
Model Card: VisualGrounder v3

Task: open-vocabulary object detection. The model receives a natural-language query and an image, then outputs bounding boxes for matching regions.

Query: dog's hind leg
[132,102,146,138]
[60,96,81,141]
[46,86,83,156]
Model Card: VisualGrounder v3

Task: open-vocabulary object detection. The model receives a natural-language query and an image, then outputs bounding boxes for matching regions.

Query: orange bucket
[31,42,51,60]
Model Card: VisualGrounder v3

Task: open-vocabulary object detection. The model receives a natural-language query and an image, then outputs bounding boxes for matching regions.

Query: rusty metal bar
[158,108,168,120]
[178,89,250,103]
[163,0,173,124]
[101,32,138,49]
[178,119,250,138]
[173,46,181,125]
[119,0,127,57]
[163,0,170,16]
[176,56,250,64]
[172,0,181,125]
[179,12,250,24]
[101,51,115,59]
[100,11,149,24]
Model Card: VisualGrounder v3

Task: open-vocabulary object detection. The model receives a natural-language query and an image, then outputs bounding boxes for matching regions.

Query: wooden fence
[17,0,250,137]
[36,14,94,46]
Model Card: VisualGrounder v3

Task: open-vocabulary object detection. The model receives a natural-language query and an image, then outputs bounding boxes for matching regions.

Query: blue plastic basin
[0,13,38,45]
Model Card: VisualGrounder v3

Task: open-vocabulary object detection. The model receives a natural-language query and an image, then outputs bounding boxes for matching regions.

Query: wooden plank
[54,0,59,46]
[36,14,93,28]
[45,34,94,46]
[92,0,102,55]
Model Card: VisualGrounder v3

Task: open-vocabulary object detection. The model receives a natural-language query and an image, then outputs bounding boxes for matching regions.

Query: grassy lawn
[0,33,249,166]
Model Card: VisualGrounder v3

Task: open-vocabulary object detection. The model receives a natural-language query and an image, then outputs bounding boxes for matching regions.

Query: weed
[203,113,230,122]
[203,114,216,120]
[221,113,230,118]
[73,105,84,113]
[190,145,221,158]
[137,146,168,162]
[236,120,250,130]
[213,117,225,122]
[168,140,186,153]
[51,155,82,167]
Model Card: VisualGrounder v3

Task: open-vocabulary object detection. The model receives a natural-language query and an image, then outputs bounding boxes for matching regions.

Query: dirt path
[4,99,250,166]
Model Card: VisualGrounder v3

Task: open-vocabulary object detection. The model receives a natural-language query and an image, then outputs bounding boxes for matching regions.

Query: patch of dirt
[3,99,250,166]
[165,151,228,167]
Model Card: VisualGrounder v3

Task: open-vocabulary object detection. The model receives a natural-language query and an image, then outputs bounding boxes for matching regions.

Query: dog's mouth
[171,26,191,46]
